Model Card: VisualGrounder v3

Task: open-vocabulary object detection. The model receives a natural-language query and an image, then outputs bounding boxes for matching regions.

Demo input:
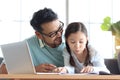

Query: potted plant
[101,16,120,37]
[101,16,120,57]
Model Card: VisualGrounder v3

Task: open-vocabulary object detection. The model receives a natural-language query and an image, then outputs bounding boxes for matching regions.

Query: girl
[53,22,110,74]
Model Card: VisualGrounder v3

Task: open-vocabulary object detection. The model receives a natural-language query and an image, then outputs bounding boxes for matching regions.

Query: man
[0,8,65,73]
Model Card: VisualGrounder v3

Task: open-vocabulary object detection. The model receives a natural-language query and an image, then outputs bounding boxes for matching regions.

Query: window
[69,0,120,58]
[0,0,66,57]
[0,0,120,58]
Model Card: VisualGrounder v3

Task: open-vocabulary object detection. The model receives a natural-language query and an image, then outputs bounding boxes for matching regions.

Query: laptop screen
[1,41,36,74]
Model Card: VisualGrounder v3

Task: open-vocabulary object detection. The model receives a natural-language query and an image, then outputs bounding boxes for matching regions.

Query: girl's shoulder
[88,45,103,60]
[88,45,99,57]
[63,48,70,56]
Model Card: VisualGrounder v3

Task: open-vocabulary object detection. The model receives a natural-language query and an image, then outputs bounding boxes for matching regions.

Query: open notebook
[1,41,36,74]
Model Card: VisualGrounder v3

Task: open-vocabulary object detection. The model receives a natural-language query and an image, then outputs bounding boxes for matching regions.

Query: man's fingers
[44,64,56,70]
[36,63,56,72]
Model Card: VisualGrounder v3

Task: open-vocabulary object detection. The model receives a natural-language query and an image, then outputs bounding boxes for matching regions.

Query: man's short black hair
[30,8,58,32]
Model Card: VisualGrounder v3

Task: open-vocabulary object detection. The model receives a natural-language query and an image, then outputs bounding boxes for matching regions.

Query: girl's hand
[80,66,94,73]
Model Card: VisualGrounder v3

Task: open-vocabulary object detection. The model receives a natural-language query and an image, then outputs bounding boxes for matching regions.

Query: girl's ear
[35,31,43,39]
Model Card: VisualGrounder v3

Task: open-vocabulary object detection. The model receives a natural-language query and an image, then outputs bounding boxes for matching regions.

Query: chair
[104,59,120,74]
[0,57,3,64]
[117,51,120,73]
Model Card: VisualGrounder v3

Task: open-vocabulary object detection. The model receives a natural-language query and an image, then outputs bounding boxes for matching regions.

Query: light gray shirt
[63,45,110,74]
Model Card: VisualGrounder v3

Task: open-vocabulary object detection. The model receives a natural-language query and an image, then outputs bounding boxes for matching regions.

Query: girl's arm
[91,52,110,73]
[63,49,75,74]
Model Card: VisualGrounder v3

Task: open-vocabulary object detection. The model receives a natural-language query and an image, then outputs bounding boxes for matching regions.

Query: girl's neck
[76,49,87,63]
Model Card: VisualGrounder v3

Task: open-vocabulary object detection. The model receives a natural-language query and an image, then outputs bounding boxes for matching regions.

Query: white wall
[0,0,120,58]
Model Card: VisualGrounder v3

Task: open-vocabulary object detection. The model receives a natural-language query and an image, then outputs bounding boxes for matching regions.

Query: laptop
[0,41,36,74]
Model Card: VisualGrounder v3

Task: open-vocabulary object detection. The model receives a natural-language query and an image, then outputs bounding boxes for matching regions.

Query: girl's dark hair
[65,22,93,66]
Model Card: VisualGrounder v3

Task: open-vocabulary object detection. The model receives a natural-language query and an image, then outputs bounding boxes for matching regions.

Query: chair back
[117,52,120,73]
[0,57,3,64]
[104,59,120,74]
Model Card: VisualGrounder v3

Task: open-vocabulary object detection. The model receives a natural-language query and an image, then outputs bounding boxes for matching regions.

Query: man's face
[37,20,63,48]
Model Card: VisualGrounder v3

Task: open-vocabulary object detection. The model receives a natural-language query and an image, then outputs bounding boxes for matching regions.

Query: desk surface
[0,74,120,80]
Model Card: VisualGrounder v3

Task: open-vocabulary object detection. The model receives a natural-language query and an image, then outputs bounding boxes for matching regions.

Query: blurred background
[0,0,120,58]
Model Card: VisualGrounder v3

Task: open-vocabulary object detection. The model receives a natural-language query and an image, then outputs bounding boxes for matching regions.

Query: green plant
[101,16,112,31]
[101,16,120,38]
[101,16,120,58]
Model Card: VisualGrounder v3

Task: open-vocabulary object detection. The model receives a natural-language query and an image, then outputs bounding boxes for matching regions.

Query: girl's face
[67,31,88,55]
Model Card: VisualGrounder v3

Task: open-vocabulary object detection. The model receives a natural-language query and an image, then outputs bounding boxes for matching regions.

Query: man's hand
[35,63,56,72]
[52,67,67,73]
[80,66,94,73]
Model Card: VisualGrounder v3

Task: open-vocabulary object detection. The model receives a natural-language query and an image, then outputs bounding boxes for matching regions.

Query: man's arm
[35,63,56,72]
[0,63,8,74]
[0,63,56,73]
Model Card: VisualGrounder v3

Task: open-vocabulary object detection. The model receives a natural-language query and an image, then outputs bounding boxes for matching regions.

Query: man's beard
[42,37,62,48]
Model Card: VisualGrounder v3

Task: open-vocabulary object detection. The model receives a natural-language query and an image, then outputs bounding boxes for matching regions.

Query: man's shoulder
[25,35,39,46]
[26,35,37,40]
[25,35,38,43]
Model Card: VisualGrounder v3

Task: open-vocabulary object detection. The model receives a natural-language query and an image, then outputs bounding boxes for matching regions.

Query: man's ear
[35,31,43,39]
